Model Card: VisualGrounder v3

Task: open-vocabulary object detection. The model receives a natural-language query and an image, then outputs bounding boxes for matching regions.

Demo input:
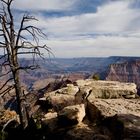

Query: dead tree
[0,0,51,129]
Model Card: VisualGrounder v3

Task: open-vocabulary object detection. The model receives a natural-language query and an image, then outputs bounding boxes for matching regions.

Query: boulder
[39,85,79,111]
[75,80,137,99]
[42,112,58,132]
[44,84,79,96]
[76,79,93,87]
[66,84,79,95]
[87,99,140,122]
[40,93,76,111]
[40,80,137,112]
[58,104,85,126]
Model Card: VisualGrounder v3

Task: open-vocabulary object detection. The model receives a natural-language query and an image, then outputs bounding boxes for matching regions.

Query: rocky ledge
[38,79,140,140]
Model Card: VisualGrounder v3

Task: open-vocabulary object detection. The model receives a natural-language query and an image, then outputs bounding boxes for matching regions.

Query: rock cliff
[106,60,140,95]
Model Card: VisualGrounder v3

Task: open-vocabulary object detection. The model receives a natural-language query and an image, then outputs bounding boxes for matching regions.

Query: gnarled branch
[0,77,13,91]
[0,85,14,98]
[0,69,11,77]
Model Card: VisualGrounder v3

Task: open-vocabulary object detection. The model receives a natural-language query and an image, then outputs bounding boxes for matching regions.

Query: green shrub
[92,73,100,80]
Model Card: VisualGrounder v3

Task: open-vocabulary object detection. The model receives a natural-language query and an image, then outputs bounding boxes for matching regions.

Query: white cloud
[33,0,140,38]
[12,0,140,57]
[13,0,76,11]
[45,36,140,58]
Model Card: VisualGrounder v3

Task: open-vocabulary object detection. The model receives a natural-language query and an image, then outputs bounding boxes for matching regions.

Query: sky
[3,0,140,57]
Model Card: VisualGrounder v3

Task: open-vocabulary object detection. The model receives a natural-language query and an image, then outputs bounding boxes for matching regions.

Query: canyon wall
[106,60,140,94]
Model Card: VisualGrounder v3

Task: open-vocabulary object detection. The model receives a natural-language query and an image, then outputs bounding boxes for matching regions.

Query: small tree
[0,0,51,129]
[92,73,100,80]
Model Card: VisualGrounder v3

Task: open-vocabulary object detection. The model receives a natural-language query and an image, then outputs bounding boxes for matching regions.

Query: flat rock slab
[76,80,137,99]
[87,99,140,121]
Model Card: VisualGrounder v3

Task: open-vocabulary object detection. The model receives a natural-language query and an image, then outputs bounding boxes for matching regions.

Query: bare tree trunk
[13,69,29,129]
[0,0,51,129]
[11,48,29,128]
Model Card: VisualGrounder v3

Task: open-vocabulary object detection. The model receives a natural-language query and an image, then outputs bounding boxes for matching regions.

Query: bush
[92,74,100,80]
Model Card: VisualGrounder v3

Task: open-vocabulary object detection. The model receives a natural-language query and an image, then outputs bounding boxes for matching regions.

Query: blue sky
[6,0,140,57]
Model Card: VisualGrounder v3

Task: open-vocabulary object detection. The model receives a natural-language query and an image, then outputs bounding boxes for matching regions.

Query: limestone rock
[44,84,79,96]
[66,84,79,95]
[40,93,76,111]
[58,104,85,126]
[38,79,139,139]
[75,80,137,100]
[43,112,58,120]
[42,112,58,132]
[76,79,93,87]
[40,80,137,113]
[87,99,140,122]
[40,85,79,111]
[106,60,140,95]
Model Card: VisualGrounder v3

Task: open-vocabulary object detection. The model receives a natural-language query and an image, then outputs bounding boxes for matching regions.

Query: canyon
[19,56,140,92]
[0,56,140,140]
[1,56,140,91]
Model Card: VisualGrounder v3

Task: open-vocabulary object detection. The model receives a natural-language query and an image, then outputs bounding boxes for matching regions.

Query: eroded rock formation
[38,79,140,140]
[106,60,140,95]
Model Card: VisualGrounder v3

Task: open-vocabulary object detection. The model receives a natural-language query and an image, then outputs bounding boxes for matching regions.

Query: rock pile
[39,79,140,140]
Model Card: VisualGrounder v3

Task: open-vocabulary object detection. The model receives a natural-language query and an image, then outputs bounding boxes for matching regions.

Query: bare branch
[0,53,7,60]
[0,70,11,77]
[16,16,26,46]
[16,15,38,46]
[0,41,6,46]
[0,45,6,48]
[0,33,4,36]
[0,60,10,71]
[1,0,8,5]
[0,85,14,98]
[7,0,13,21]
[22,15,38,22]
[1,17,9,43]
[17,43,53,58]
[18,65,40,71]
[16,51,43,56]
[1,5,11,40]
[23,26,46,38]
[17,41,37,49]
[0,77,13,91]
